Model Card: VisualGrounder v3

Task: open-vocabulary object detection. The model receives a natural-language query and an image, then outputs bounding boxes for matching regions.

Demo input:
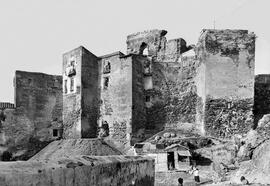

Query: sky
[0,0,269,102]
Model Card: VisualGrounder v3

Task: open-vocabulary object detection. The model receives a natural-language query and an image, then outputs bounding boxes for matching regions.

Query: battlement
[0,102,15,110]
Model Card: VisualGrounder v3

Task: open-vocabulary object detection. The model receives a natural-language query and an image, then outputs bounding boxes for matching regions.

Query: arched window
[139,42,148,56]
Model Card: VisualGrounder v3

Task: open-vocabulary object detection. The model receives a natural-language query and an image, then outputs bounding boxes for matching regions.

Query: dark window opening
[145,95,151,102]
[64,80,68,94]
[103,77,109,89]
[167,152,175,170]
[53,129,58,137]
[70,77,74,92]
[178,154,189,162]
[28,78,33,85]
[139,42,148,55]
[103,61,111,74]
[70,61,75,66]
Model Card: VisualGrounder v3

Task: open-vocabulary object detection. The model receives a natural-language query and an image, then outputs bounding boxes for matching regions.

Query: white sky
[0,0,269,102]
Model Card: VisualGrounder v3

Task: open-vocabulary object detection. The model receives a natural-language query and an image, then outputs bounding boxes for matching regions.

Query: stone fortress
[0,28,270,185]
[62,29,257,147]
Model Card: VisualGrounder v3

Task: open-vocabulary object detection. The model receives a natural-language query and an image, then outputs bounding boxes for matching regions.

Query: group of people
[177,165,249,186]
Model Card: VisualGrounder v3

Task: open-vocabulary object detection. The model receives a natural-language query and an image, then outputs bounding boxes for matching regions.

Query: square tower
[62,46,99,138]
[197,29,256,137]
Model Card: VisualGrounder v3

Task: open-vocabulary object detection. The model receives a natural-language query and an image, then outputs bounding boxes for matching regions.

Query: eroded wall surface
[198,29,256,137]
[0,156,155,186]
[254,74,270,126]
[99,53,133,146]
[127,30,204,135]
[1,70,62,159]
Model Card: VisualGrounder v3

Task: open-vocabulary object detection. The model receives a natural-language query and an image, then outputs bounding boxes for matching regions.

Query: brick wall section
[254,74,270,126]
[99,54,133,146]
[198,29,256,138]
[0,156,155,186]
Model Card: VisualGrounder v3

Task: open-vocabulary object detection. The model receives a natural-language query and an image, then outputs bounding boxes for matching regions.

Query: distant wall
[1,70,62,159]
[0,155,155,186]
[254,74,270,126]
[198,29,256,137]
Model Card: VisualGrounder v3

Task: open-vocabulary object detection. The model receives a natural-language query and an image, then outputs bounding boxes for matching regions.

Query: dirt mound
[30,139,122,161]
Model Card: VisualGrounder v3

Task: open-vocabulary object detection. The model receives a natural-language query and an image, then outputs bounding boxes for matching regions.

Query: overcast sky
[0,0,269,102]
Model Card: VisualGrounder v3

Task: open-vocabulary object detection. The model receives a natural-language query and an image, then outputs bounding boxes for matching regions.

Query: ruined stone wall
[126,29,190,63]
[127,30,205,135]
[99,53,133,146]
[1,70,62,159]
[0,156,155,186]
[198,29,256,138]
[254,74,270,126]
[146,55,203,133]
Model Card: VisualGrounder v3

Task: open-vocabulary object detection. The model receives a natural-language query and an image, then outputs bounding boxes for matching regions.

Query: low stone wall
[0,155,155,186]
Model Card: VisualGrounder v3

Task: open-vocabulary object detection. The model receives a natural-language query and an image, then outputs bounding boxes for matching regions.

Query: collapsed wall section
[198,29,256,138]
[145,51,204,133]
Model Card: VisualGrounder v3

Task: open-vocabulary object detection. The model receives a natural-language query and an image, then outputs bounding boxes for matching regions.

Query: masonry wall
[0,156,155,186]
[146,57,203,132]
[99,54,133,146]
[198,29,256,138]
[81,49,99,138]
[254,74,270,126]
[131,55,147,144]
[1,70,62,159]
[127,30,205,135]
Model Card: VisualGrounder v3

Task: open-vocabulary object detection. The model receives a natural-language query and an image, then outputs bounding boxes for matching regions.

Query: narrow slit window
[104,77,109,89]
[64,79,68,94]
[70,77,74,92]
[146,95,151,102]
[53,129,58,137]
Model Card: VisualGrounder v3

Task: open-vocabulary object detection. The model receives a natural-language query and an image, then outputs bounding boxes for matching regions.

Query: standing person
[193,167,200,185]
[189,165,200,185]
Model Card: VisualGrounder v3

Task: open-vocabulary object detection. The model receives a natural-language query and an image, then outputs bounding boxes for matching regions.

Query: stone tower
[197,29,256,137]
[62,46,99,138]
